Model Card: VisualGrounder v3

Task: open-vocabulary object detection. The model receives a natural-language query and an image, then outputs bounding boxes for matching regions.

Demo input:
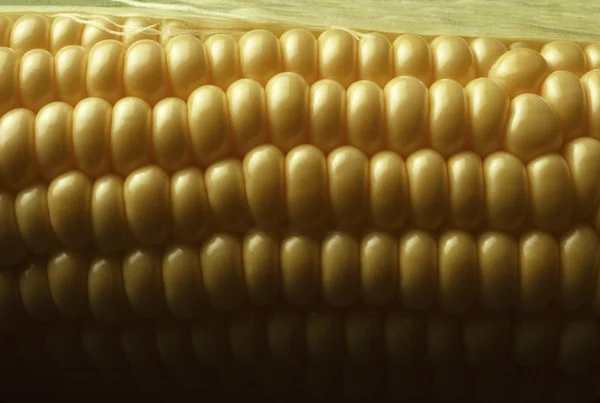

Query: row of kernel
[1,69,597,183]
[3,38,600,139]
[3,15,173,52]
[3,140,600,259]
[4,227,599,330]
[6,324,598,403]
[4,14,600,89]
[8,309,599,378]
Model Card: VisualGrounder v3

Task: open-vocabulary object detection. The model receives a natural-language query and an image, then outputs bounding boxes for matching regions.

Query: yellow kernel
[47,171,92,249]
[239,30,282,86]
[280,29,318,85]
[124,166,171,245]
[123,40,169,105]
[346,80,385,155]
[540,40,588,77]
[406,149,448,231]
[488,48,548,97]
[431,35,475,86]
[266,73,309,152]
[10,14,49,52]
[165,35,210,100]
[318,29,357,88]
[505,94,561,163]
[393,34,432,85]
[358,33,393,87]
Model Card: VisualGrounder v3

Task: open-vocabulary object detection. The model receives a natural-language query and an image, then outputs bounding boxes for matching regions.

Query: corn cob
[0,9,599,403]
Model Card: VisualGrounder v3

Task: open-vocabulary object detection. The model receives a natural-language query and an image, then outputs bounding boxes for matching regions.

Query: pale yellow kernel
[393,34,432,85]
[469,37,507,77]
[318,29,357,88]
[239,30,282,86]
[488,48,549,98]
[431,35,475,86]
[505,94,561,163]
[540,41,587,77]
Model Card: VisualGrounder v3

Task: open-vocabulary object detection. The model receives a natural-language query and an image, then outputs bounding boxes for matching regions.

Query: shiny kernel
[429,79,467,157]
[447,152,484,230]
[346,80,385,155]
[110,97,153,177]
[581,70,600,139]
[239,30,282,86]
[484,152,528,231]
[91,175,132,252]
[285,145,328,230]
[122,248,165,318]
[124,166,171,245]
[243,145,285,230]
[392,34,432,85]
[50,17,82,52]
[205,34,240,90]
[165,35,209,100]
[124,39,169,105]
[527,154,573,231]
[540,71,585,141]
[540,41,587,77]
[563,137,600,219]
[477,232,518,311]
[227,79,268,155]
[518,232,559,313]
[88,256,128,323]
[187,86,232,166]
[328,146,368,230]
[0,49,20,117]
[384,77,429,157]
[488,48,548,98]
[0,109,37,191]
[369,151,408,230]
[19,261,57,322]
[47,251,89,319]
[438,231,477,314]
[281,234,320,306]
[266,73,309,152]
[152,98,192,173]
[170,168,212,243]
[243,231,280,306]
[47,171,92,249]
[309,79,346,153]
[469,37,507,77]
[86,40,125,104]
[431,35,475,86]
[162,245,205,320]
[34,102,75,181]
[10,14,49,52]
[54,46,88,106]
[505,93,561,163]
[358,33,393,87]
[318,29,357,88]
[399,230,437,310]
[280,29,318,84]
[322,232,360,307]
[72,98,112,178]
[406,149,448,231]
[360,232,397,306]
[0,193,26,266]
[204,159,251,232]
[20,49,56,112]
[200,234,245,311]
[15,185,59,255]
[559,227,599,311]
[465,78,508,157]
